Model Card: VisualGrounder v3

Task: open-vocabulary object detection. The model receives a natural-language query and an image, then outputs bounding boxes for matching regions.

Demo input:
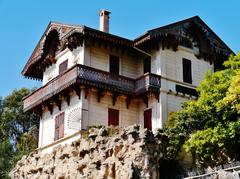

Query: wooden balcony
[24,64,161,112]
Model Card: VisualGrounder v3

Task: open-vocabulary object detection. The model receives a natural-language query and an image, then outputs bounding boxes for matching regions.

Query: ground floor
[38,86,190,152]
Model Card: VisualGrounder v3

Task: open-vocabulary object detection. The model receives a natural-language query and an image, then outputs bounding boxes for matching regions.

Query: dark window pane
[59,60,68,74]
[182,58,192,84]
[109,55,119,75]
[143,57,151,74]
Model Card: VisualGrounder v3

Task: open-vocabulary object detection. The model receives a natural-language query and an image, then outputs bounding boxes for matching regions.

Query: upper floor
[22,14,234,112]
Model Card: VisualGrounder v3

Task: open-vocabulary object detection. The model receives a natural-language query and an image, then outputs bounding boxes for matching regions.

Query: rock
[9,125,160,179]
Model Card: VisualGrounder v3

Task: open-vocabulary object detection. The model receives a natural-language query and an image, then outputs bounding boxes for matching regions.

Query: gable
[22,22,133,80]
[134,16,234,64]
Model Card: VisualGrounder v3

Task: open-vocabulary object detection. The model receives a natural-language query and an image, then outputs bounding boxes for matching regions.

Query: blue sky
[0,0,239,97]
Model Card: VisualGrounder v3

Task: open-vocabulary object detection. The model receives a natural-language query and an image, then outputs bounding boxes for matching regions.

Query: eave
[22,22,134,80]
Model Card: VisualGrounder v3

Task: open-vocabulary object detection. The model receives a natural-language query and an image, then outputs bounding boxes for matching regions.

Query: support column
[81,87,89,129]
[38,116,44,148]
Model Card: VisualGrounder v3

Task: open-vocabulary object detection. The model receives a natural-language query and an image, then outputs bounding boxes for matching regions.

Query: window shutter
[108,108,119,126]
[59,60,68,74]
[54,112,65,140]
[54,115,59,140]
[109,55,119,75]
[59,112,65,138]
[182,58,192,84]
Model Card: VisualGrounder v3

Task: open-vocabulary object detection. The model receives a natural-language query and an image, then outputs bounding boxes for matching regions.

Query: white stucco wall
[38,42,216,152]
[42,47,84,85]
[84,45,142,79]
[84,89,139,128]
[151,46,213,86]
[40,92,83,148]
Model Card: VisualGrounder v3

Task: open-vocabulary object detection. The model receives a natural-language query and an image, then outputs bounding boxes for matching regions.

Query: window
[108,108,119,126]
[144,109,152,130]
[54,112,65,140]
[59,60,68,74]
[143,57,151,74]
[109,55,119,75]
[182,58,192,84]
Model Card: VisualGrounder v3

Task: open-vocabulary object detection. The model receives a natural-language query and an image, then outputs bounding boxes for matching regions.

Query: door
[108,108,119,126]
[144,109,152,130]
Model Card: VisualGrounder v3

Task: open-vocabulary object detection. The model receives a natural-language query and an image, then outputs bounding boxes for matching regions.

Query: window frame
[59,59,68,75]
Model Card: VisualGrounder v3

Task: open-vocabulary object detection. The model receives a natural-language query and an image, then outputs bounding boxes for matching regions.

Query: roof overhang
[22,22,134,80]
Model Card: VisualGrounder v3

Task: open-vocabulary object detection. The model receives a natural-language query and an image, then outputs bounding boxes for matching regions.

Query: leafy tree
[0,139,13,178]
[159,53,240,168]
[0,88,39,178]
[1,88,39,145]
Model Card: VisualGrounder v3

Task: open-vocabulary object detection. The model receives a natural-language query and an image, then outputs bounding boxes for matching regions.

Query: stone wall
[10,125,161,179]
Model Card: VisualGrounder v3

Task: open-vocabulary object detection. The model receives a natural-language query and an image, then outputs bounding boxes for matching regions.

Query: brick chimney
[99,9,111,33]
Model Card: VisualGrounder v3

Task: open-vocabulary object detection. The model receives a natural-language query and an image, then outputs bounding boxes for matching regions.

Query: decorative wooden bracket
[97,88,105,102]
[154,92,160,102]
[112,93,119,106]
[66,95,70,106]
[63,93,71,106]
[46,102,53,115]
[126,95,132,109]
[85,87,90,99]
[54,96,62,111]
[142,94,149,108]
[33,108,42,117]
[74,86,81,99]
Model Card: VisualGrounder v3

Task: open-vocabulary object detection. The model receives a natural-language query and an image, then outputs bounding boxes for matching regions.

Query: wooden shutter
[109,55,119,75]
[59,112,65,138]
[143,57,151,74]
[54,115,60,140]
[59,60,68,74]
[54,112,65,140]
[182,58,192,84]
[144,109,152,130]
[108,108,119,126]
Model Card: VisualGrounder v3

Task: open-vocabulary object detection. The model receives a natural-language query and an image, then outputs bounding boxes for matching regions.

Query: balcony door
[108,108,119,126]
[144,109,152,130]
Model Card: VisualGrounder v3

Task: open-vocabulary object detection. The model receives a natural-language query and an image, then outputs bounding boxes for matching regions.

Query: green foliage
[2,88,39,144]
[167,111,177,128]
[0,88,39,178]
[184,121,240,166]
[159,53,240,168]
[0,139,13,179]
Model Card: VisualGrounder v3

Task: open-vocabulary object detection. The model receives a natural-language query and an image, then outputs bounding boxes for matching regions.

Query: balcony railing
[24,64,161,112]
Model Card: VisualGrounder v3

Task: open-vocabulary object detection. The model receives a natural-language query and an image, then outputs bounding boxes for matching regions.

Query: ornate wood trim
[24,64,161,112]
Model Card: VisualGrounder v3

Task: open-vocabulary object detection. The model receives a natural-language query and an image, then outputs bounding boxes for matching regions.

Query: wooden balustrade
[23,64,161,112]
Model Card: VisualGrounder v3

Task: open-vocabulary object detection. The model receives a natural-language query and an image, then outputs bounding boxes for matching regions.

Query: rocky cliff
[10,125,161,179]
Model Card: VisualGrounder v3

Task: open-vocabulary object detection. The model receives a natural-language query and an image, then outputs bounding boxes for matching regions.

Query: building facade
[22,10,233,152]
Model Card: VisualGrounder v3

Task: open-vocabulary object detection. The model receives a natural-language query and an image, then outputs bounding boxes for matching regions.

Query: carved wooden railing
[24,64,161,111]
[24,66,78,111]
[77,65,135,94]
[135,73,161,94]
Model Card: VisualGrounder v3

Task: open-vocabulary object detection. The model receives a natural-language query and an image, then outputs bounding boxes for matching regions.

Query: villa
[22,10,233,152]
